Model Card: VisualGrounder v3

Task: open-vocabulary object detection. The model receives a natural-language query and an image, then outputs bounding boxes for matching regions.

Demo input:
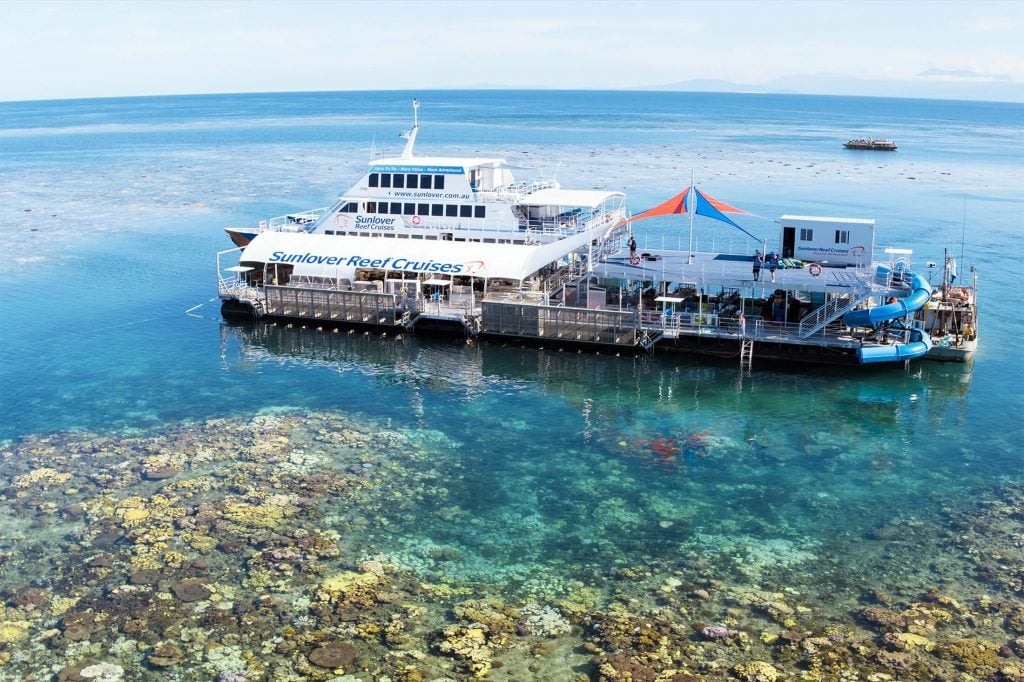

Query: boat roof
[518,188,624,208]
[370,156,507,170]
[781,215,875,225]
[239,231,596,281]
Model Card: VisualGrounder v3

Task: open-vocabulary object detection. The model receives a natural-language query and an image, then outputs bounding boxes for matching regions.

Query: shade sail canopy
[629,185,763,242]
[239,231,596,281]
[224,265,255,272]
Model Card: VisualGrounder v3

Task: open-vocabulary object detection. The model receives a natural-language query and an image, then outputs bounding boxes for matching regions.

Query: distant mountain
[645,74,1024,103]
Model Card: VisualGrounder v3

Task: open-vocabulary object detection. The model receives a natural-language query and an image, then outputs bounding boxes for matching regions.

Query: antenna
[400,98,420,160]
[369,134,376,161]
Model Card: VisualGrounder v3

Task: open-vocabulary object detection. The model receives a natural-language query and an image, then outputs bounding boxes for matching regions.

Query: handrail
[488,179,560,202]
[266,207,331,232]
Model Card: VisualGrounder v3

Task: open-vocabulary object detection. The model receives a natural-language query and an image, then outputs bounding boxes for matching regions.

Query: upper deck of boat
[592,247,898,296]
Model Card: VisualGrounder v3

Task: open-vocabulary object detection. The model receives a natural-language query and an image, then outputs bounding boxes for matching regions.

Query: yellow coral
[318,571,381,603]
[51,597,79,617]
[121,508,151,525]
[182,532,217,552]
[896,632,934,650]
[0,621,30,643]
[163,551,189,569]
[13,468,72,489]
[732,661,780,682]
[222,500,293,529]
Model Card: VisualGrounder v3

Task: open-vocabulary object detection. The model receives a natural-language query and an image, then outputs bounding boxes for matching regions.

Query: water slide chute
[844,268,933,363]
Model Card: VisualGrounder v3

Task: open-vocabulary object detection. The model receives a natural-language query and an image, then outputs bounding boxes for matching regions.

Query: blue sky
[2,0,1022,102]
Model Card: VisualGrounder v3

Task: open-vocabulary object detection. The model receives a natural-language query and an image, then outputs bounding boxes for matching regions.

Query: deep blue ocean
[0,90,1022,680]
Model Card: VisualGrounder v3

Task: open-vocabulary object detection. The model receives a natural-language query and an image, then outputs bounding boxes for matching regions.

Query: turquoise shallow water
[0,90,1022,679]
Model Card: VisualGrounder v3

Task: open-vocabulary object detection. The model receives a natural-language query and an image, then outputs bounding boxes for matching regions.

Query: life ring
[808,262,822,277]
[411,215,421,225]
[629,252,641,266]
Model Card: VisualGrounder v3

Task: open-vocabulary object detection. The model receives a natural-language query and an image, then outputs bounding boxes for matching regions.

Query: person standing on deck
[752,250,762,281]
[769,252,779,282]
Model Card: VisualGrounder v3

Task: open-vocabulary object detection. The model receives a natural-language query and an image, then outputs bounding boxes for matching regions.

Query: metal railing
[267,207,330,232]
[488,179,560,202]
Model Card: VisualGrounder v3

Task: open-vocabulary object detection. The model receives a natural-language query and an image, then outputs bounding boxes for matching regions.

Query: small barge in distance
[844,138,898,151]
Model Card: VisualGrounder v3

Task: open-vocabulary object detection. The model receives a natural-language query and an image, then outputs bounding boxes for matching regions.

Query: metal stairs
[798,275,877,338]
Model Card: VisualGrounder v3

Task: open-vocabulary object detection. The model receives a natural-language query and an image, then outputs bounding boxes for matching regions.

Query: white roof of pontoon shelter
[519,188,624,208]
[238,231,597,281]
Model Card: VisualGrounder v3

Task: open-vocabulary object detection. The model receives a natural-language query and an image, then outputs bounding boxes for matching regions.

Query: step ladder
[740,339,754,371]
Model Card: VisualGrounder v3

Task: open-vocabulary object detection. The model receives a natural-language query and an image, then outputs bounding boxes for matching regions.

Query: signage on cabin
[267,250,481,275]
[780,215,875,267]
[373,165,465,174]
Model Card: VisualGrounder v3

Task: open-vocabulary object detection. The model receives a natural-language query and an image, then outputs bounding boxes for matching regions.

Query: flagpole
[687,170,695,264]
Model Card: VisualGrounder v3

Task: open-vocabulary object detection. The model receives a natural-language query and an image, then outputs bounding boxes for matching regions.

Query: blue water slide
[843,268,934,363]
[843,271,932,328]
[858,328,933,364]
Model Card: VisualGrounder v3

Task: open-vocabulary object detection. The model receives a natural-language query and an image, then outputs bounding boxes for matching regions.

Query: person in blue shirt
[752,250,762,281]
[769,252,779,282]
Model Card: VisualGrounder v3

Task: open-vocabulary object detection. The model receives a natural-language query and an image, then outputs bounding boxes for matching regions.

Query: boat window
[417,203,429,215]
[393,173,405,188]
[404,203,415,215]
[474,206,485,219]
[431,204,443,216]
[406,174,418,189]
[368,173,379,188]
[445,204,457,217]
[390,202,401,214]
[380,173,391,188]
[420,174,432,189]
[459,205,472,218]
[835,230,849,244]
[367,201,377,213]
[434,175,445,190]
[800,228,813,241]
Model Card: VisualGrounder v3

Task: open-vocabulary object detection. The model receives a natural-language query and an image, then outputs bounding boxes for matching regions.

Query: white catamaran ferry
[217,101,977,368]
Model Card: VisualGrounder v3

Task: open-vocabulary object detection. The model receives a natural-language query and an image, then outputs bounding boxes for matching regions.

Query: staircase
[798,278,875,338]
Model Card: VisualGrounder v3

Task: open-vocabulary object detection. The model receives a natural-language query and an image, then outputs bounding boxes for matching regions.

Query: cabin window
[835,229,849,244]
[380,173,391,188]
[406,174,418,189]
[445,204,458,217]
[378,202,389,214]
[799,228,813,241]
[434,175,445,190]
[474,206,486,218]
[459,205,472,218]
[368,173,379,188]
[366,201,376,213]
[431,204,443,216]
[420,174,432,189]
[390,202,401,214]
[404,203,415,215]
[340,202,358,213]
[417,203,429,215]
[392,173,405,188]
